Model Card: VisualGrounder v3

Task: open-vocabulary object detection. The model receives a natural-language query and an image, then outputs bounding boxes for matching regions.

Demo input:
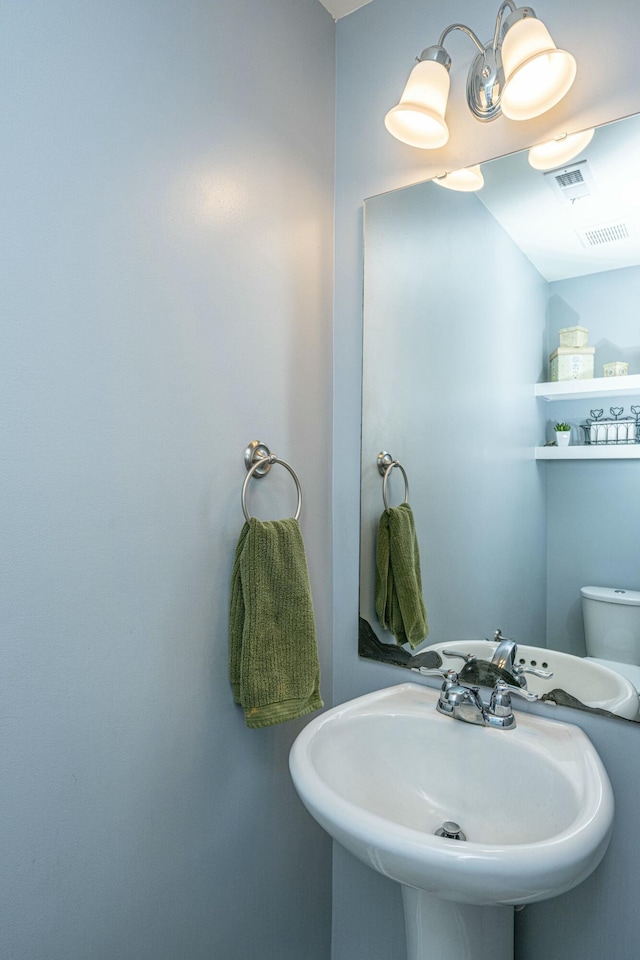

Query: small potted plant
[554,422,571,447]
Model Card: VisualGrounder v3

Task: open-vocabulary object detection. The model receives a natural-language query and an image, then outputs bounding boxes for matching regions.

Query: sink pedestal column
[402,886,514,960]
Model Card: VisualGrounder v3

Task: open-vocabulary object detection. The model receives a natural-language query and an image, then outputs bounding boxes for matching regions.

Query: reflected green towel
[229,517,323,729]
[375,503,428,649]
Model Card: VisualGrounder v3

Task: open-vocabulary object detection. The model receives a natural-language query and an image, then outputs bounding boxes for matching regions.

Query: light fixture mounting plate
[466,42,504,121]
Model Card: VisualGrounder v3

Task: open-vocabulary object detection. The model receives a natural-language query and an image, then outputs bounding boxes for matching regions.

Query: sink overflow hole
[435,821,467,841]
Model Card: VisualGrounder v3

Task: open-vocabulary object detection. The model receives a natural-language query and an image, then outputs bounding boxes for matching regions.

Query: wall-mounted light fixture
[384,2,576,149]
[434,165,485,191]
[528,128,594,170]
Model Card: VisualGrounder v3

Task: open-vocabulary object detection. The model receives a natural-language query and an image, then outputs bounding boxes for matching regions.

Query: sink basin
[290,683,613,907]
[431,640,639,720]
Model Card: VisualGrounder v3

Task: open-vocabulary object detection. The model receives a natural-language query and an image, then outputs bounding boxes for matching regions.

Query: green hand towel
[229,517,323,729]
[375,502,429,649]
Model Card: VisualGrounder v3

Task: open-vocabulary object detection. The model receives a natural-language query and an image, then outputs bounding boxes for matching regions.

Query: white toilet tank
[581,586,640,665]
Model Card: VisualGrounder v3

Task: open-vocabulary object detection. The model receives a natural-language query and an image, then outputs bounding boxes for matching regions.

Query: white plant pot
[555,431,571,446]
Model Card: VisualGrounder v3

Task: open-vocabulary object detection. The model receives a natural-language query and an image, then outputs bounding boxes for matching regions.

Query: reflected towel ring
[377,450,410,513]
[242,441,302,523]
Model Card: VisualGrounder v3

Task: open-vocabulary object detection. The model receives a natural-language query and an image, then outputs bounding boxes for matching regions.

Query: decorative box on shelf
[559,325,589,348]
[603,361,629,378]
[550,346,595,382]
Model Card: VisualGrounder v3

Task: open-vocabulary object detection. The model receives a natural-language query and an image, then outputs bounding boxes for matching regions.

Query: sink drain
[435,820,466,841]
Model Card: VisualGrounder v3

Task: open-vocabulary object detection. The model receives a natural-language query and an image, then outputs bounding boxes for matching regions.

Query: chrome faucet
[413,666,537,729]
[490,629,517,672]
[487,629,554,688]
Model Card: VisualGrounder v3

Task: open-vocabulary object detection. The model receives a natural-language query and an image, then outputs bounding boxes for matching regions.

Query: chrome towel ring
[242,440,302,523]
[377,450,410,513]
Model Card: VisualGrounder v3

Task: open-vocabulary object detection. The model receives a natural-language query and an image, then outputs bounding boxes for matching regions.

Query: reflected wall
[361,180,548,649]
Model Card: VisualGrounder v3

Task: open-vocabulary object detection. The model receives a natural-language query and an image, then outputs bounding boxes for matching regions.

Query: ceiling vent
[576,221,630,247]
[544,160,596,204]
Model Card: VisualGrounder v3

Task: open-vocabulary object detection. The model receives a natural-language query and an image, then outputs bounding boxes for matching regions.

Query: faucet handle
[441,649,477,664]
[512,664,553,680]
[412,668,465,717]
[412,666,459,684]
[487,629,510,643]
[493,680,539,701]
[487,680,538,729]
[491,679,538,707]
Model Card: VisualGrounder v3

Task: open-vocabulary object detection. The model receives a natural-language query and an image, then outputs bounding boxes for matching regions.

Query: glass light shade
[501,17,576,121]
[384,59,450,149]
[528,128,594,170]
[434,165,484,192]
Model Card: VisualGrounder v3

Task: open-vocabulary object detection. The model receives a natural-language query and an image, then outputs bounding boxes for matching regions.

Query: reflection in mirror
[360,112,640,722]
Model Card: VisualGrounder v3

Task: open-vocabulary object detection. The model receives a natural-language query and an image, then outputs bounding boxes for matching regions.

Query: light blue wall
[546,267,640,655]
[361,181,547,649]
[548,266,640,375]
[334,1,640,959]
[1,2,335,958]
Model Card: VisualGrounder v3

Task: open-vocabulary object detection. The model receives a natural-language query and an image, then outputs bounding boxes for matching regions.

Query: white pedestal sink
[289,683,614,960]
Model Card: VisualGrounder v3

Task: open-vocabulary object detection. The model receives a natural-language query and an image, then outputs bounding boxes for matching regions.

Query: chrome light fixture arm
[436,23,486,55]
[430,8,520,123]
[491,0,518,51]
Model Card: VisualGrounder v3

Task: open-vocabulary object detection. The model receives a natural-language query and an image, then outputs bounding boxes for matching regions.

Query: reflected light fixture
[434,165,485,191]
[528,128,594,170]
[384,2,576,149]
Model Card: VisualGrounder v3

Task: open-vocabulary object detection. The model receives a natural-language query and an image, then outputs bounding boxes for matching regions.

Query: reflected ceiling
[477,116,640,281]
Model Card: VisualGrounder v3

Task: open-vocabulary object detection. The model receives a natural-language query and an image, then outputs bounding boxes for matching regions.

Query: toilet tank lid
[581,585,640,606]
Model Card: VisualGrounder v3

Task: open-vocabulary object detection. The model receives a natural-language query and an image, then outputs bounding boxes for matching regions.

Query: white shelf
[535,444,640,460]
[535,374,640,402]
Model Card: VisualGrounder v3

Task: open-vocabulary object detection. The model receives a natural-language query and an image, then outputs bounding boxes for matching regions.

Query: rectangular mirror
[359,111,640,722]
